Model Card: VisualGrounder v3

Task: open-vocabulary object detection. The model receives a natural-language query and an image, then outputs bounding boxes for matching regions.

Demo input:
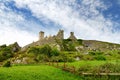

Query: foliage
[27,45,61,62]
[51,48,60,56]
[92,63,120,73]
[78,65,92,73]
[62,39,76,51]
[0,43,20,62]
[0,46,13,62]
[0,44,7,48]
[2,60,11,67]
[28,45,52,57]
[77,39,83,45]
[89,51,104,55]
[94,55,106,61]
[27,47,40,55]
[40,44,52,57]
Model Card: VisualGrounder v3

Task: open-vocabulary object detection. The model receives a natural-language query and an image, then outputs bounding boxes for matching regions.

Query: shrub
[40,45,52,57]
[78,65,92,73]
[2,60,11,67]
[27,45,52,57]
[94,55,106,60]
[67,57,75,62]
[51,48,60,56]
[89,51,104,55]
[27,47,40,55]
[92,63,120,73]
[83,55,94,60]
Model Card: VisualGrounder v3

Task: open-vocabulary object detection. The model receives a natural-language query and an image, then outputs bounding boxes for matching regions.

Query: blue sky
[0,0,120,46]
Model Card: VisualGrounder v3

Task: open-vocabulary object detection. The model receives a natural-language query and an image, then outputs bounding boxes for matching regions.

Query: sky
[0,0,120,47]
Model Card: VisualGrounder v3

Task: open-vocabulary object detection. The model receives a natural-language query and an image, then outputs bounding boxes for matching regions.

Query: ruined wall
[37,29,64,45]
[55,29,64,40]
[68,32,77,40]
[39,31,44,40]
[22,29,78,51]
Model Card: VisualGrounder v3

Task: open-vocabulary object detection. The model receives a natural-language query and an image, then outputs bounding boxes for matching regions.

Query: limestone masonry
[22,29,120,52]
[22,30,77,50]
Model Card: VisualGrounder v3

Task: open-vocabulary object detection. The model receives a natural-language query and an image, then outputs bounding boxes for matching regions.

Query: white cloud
[0,26,37,47]
[13,0,120,44]
[0,2,38,47]
[0,0,120,47]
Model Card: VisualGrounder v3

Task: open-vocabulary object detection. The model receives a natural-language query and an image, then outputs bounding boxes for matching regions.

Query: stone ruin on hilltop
[22,30,77,50]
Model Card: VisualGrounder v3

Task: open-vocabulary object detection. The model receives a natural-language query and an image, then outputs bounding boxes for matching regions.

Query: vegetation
[0,65,82,80]
[25,45,76,63]
[2,60,11,67]
[0,42,20,62]
[0,45,13,62]
[1,39,120,80]
[62,39,76,51]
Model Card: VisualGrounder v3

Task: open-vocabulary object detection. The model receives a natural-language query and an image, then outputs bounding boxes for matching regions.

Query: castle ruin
[22,29,77,50]
[39,29,76,42]
[22,29,120,52]
[39,31,44,40]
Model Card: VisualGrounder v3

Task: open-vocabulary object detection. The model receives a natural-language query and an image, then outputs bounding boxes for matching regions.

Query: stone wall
[22,29,77,51]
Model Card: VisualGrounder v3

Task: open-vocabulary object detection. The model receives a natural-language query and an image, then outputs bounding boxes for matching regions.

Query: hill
[0,30,120,64]
[21,29,120,53]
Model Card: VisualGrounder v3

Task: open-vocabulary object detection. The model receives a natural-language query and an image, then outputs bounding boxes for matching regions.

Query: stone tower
[39,31,44,40]
[68,32,77,40]
[56,29,64,39]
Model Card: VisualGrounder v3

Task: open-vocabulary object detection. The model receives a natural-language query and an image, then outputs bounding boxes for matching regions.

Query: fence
[46,62,120,76]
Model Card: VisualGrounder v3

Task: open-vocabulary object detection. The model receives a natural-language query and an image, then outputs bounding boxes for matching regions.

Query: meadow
[61,60,119,69]
[1,60,120,80]
[0,65,82,80]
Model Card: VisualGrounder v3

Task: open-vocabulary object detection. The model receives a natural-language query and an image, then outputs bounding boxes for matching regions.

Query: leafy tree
[40,45,52,57]
[51,48,60,56]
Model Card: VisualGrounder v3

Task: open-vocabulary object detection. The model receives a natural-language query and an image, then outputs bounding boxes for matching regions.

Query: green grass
[0,65,82,80]
[60,60,120,69]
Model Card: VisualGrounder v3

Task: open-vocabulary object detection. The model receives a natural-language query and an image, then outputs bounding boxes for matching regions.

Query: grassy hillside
[0,65,82,80]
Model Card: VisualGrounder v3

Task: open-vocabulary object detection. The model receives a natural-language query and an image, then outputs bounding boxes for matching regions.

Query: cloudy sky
[0,0,120,47]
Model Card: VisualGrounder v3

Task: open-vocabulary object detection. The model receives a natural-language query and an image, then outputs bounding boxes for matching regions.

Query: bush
[89,51,104,55]
[27,47,40,55]
[67,57,75,62]
[83,55,94,60]
[51,48,60,56]
[27,45,52,57]
[78,65,92,73]
[94,55,106,60]
[2,60,11,67]
[40,45,52,57]
[92,63,120,73]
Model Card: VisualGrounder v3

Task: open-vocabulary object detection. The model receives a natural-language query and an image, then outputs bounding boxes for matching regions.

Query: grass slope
[60,60,119,69]
[0,65,82,80]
